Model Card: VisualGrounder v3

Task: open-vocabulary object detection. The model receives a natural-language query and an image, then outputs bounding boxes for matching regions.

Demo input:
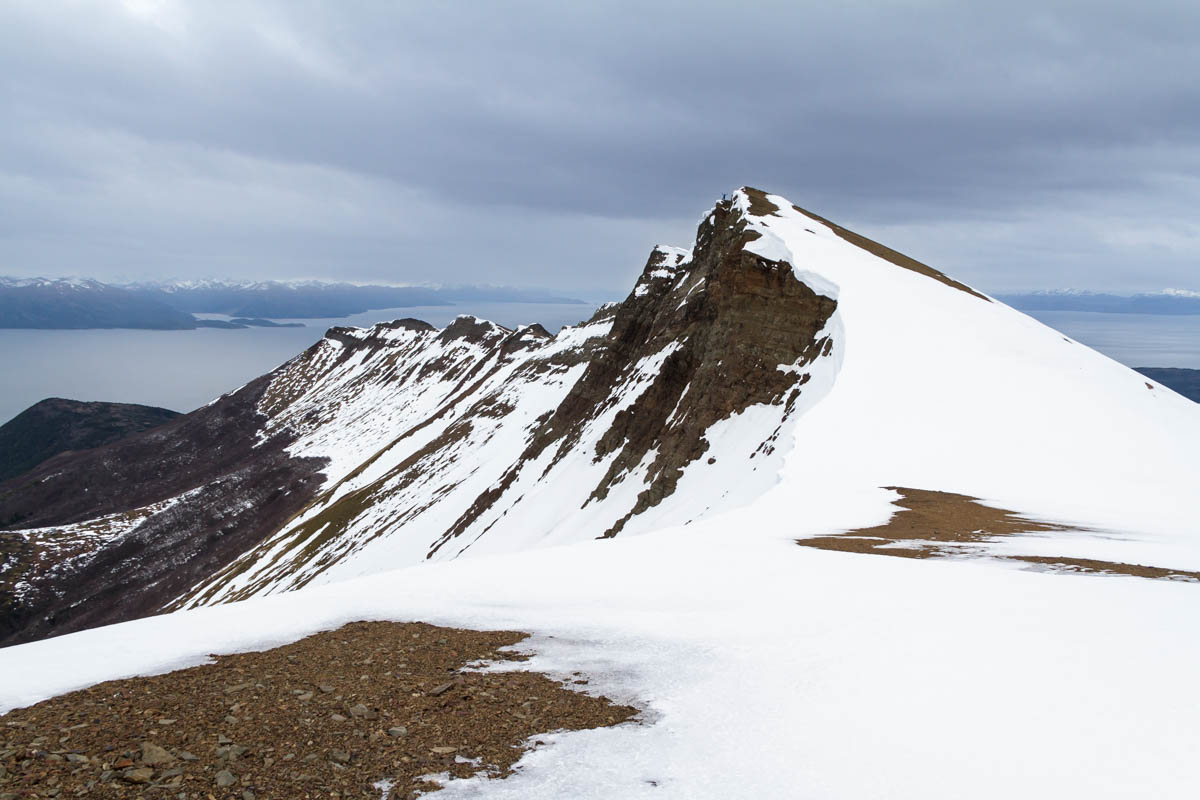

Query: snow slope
[731,191,1200,569]
[4,520,1199,799]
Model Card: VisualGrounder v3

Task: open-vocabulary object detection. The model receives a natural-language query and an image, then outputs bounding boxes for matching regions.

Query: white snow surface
[732,191,1199,569]
[3,524,1199,798]
[4,188,1199,797]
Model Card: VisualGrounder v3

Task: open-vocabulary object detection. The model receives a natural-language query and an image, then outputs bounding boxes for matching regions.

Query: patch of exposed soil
[796,486,1069,559]
[1008,555,1200,582]
[793,535,938,559]
[0,620,637,799]
[796,487,1196,584]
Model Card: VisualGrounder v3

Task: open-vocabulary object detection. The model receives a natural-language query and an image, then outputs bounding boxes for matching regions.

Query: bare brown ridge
[0,620,637,799]
[738,188,990,302]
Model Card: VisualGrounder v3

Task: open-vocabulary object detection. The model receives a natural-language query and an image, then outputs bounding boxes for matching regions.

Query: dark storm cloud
[0,0,1197,293]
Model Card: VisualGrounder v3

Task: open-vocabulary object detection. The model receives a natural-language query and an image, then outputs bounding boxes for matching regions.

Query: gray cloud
[1,0,1197,294]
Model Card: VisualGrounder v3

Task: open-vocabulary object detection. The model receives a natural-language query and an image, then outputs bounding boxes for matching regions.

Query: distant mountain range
[998,289,1200,315]
[0,278,198,330]
[0,277,587,330]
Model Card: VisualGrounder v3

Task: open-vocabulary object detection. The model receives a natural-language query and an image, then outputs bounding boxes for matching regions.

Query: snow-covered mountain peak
[3,188,1198,644]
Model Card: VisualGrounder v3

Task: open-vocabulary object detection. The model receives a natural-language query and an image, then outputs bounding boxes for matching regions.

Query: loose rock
[139,741,174,765]
[121,766,154,784]
[347,703,377,720]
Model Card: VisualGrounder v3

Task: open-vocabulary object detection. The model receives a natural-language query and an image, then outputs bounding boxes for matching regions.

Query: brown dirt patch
[0,620,637,799]
[797,487,1196,584]
[797,486,1068,559]
[1008,555,1200,582]
[794,535,937,559]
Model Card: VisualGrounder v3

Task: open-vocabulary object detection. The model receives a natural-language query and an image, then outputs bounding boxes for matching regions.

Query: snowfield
[3,523,1199,798]
[3,188,1199,797]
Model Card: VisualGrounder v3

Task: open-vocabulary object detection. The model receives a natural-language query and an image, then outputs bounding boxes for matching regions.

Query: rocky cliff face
[436,191,836,544]
[1,188,844,643]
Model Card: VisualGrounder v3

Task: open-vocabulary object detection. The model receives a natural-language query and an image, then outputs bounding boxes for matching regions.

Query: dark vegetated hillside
[0,398,180,483]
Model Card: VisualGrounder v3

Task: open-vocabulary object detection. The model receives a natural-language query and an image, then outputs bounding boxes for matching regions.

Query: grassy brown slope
[0,620,637,799]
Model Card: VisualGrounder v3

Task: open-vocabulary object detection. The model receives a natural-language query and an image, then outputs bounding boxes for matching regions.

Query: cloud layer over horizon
[2,0,1197,295]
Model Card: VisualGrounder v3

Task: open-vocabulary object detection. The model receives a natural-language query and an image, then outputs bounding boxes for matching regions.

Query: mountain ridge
[2,187,1197,647]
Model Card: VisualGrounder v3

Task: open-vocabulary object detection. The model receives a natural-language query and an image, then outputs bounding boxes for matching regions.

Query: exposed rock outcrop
[437,192,837,542]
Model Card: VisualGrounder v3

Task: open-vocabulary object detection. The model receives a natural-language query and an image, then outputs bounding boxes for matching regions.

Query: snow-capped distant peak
[127,278,426,292]
[0,276,107,291]
[1023,288,1104,296]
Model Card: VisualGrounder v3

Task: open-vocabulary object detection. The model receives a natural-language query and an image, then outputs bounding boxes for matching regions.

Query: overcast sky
[1,0,1197,296]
